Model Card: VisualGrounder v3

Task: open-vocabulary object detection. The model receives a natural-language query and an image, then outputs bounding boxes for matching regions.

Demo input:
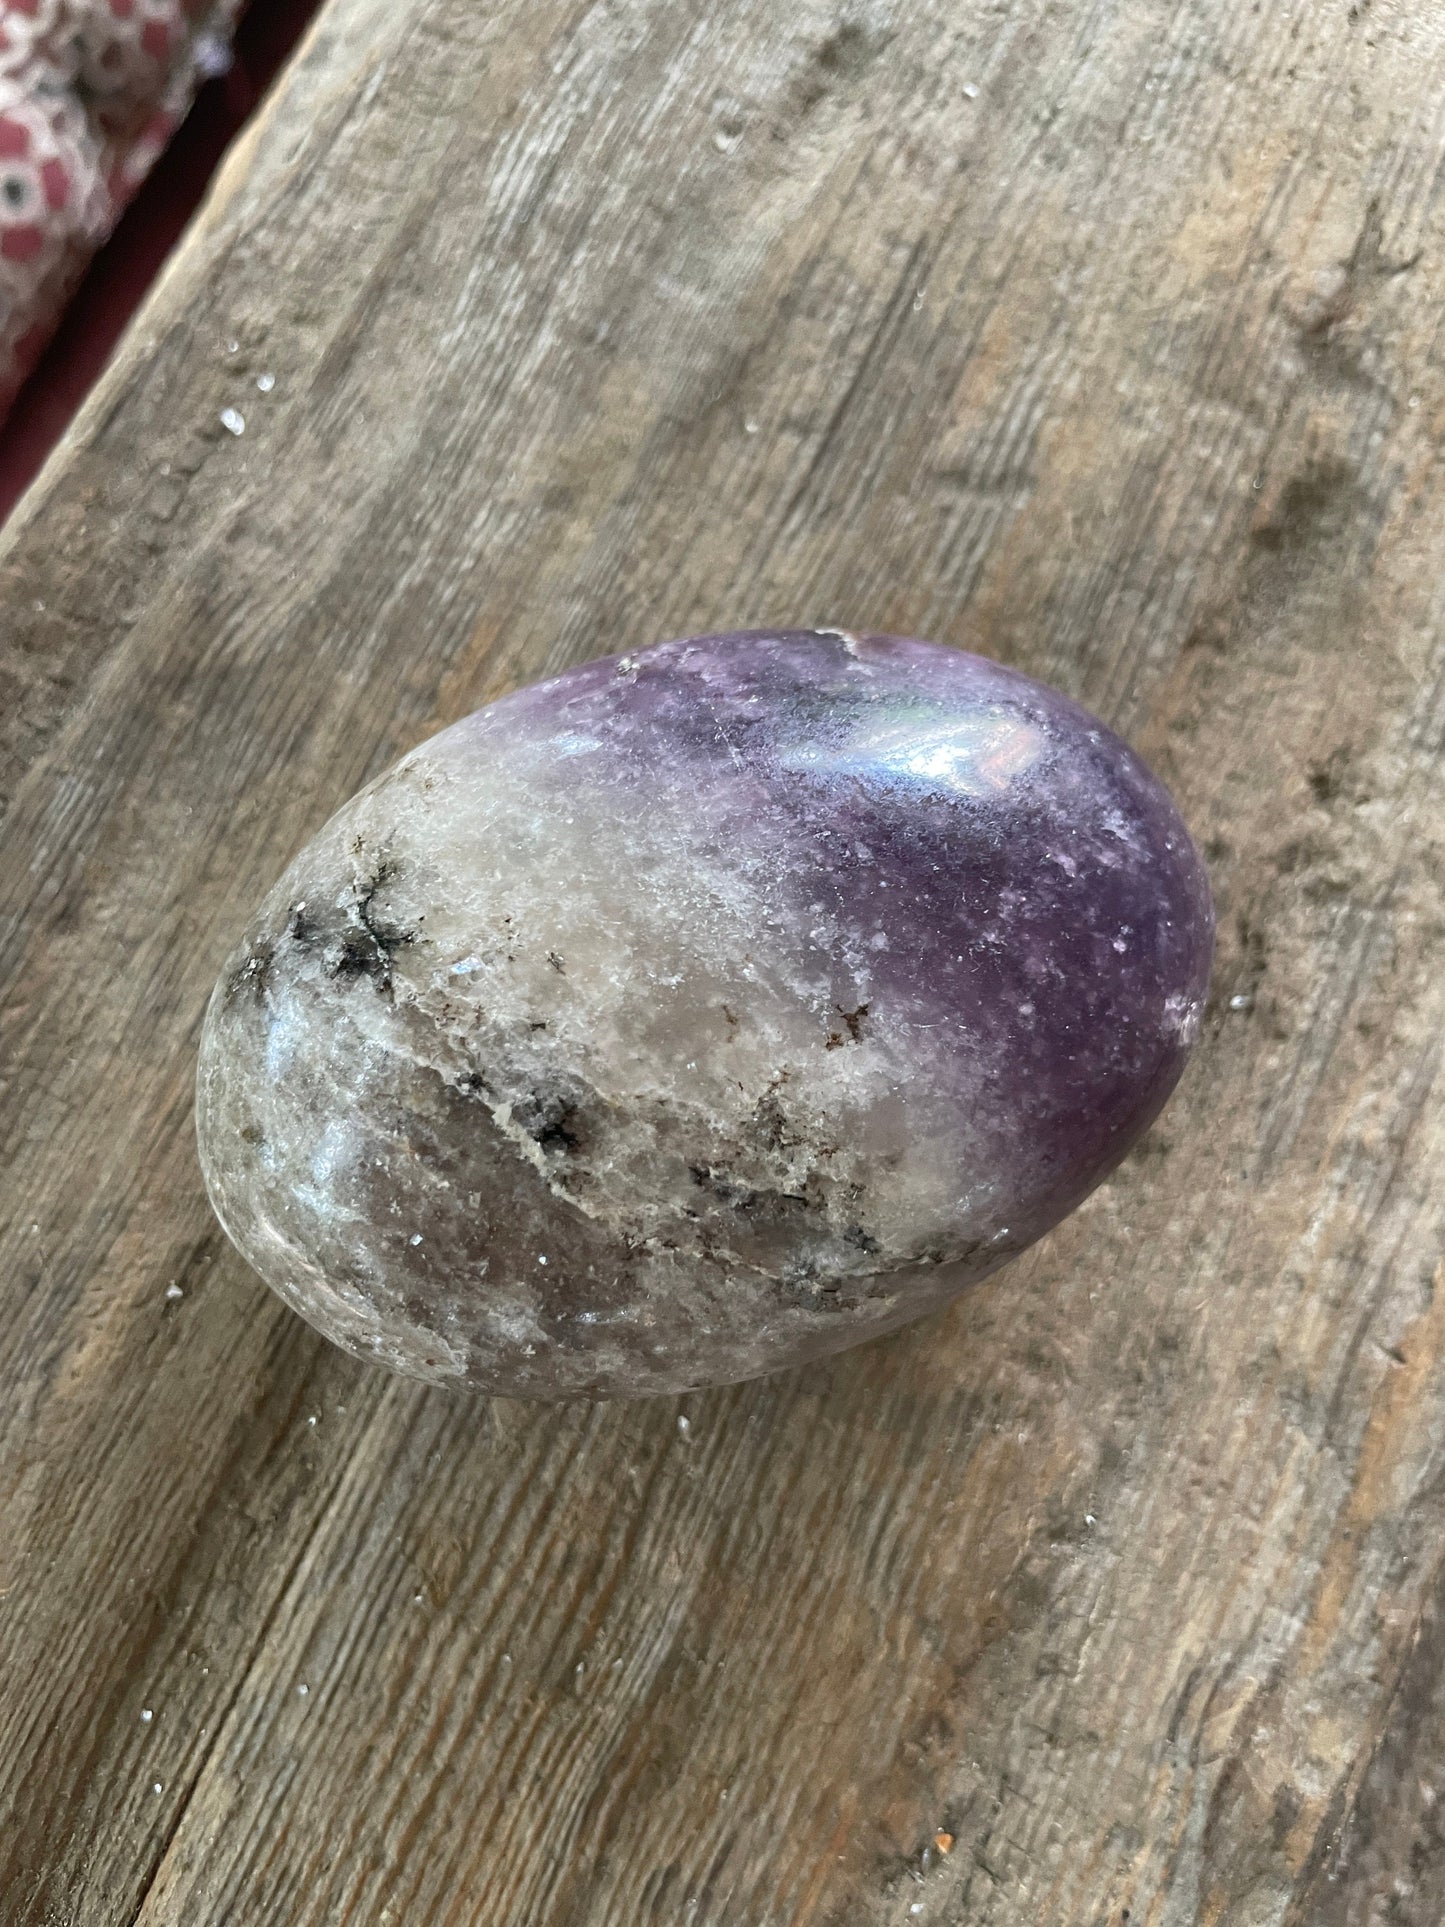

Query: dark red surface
[0,0,323,527]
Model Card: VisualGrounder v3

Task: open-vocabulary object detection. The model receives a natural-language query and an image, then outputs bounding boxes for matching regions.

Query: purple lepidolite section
[196,630,1213,1398]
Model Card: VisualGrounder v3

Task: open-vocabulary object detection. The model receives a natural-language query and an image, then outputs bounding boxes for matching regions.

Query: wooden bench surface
[4,3,1445,1921]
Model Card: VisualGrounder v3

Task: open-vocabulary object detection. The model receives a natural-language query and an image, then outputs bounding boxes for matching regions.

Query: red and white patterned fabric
[0,0,239,420]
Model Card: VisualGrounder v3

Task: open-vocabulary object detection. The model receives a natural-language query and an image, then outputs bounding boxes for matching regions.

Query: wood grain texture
[4,2,1445,1921]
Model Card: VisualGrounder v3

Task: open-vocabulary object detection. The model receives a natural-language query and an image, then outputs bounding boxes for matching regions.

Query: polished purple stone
[196,629,1213,1398]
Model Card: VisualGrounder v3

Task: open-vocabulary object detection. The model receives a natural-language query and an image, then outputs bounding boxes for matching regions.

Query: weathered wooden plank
[4,2,1445,1922]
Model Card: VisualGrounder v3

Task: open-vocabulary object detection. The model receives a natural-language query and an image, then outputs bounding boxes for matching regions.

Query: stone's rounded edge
[417,1242,1023,1402]
[195,903,476,1388]
[193,626,1216,1401]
